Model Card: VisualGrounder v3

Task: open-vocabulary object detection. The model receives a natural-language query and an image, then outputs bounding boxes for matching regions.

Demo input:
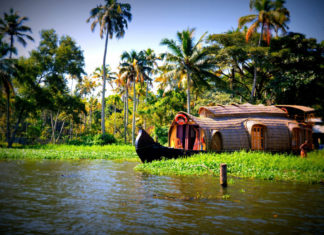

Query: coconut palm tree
[92,65,116,90]
[160,28,219,114]
[0,8,34,58]
[87,0,131,134]
[143,48,158,98]
[238,0,289,101]
[272,0,290,37]
[0,36,15,146]
[114,71,130,143]
[119,50,149,145]
[108,94,122,135]
[239,0,289,45]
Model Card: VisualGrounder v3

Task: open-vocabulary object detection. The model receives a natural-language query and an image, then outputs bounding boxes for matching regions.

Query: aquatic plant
[135,150,324,183]
[0,144,139,161]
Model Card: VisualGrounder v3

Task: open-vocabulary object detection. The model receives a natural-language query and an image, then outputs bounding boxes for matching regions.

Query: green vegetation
[1,0,323,148]
[135,150,324,183]
[87,0,132,135]
[66,133,116,145]
[0,144,139,161]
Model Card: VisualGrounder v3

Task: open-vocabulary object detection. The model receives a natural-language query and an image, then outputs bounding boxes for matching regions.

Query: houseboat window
[252,125,266,150]
[211,132,222,151]
[292,128,301,150]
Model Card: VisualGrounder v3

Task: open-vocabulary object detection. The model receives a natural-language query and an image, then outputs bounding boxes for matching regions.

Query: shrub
[66,133,116,146]
[153,125,169,145]
[92,133,116,145]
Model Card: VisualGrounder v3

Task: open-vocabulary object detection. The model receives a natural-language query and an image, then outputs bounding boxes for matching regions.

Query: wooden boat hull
[135,129,204,163]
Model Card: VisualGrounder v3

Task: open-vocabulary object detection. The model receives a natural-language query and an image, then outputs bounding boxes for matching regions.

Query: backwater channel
[0,159,323,234]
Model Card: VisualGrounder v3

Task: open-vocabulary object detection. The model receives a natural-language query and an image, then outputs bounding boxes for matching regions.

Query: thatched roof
[198,103,286,117]
[176,111,294,130]
[178,111,246,130]
[275,105,315,113]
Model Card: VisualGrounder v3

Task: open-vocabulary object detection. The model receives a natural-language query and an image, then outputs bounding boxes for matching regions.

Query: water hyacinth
[1,145,324,183]
[135,150,324,184]
[0,144,139,162]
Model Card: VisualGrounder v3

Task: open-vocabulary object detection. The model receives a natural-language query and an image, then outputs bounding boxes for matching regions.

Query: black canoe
[135,128,204,163]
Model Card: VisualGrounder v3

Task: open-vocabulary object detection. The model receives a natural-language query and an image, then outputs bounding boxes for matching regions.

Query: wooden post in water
[220,163,227,187]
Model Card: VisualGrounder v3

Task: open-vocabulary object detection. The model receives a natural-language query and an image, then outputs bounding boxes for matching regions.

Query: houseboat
[136,103,314,162]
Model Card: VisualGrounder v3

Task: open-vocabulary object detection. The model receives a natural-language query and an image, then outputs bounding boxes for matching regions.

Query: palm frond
[238,14,257,29]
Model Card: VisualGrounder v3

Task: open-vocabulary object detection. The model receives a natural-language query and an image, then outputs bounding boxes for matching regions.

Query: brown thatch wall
[169,103,314,152]
[170,112,302,152]
[244,117,291,151]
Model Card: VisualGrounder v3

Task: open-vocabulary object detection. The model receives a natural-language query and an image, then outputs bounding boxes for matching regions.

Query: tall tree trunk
[84,113,87,131]
[113,104,116,135]
[124,87,128,144]
[230,67,235,98]
[250,23,264,103]
[70,120,73,140]
[8,107,25,148]
[50,112,54,143]
[9,35,13,59]
[144,82,148,130]
[6,90,11,147]
[89,104,93,129]
[51,111,59,144]
[6,34,14,146]
[56,121,65,143]
[187,68,191,114]
[101,30,109,134]
[50,111,59,144]
[123,95,126,143]
[132,81,136,145]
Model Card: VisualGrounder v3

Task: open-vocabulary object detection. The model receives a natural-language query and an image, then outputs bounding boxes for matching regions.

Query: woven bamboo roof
[198,103,286,117]
[182,112,245,129]
[275,105,315,113]
[174,111,293,131]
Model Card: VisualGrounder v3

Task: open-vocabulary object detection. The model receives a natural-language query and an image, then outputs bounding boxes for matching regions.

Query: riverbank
[1,145,324,183]
[0,144,139,162]
[135,150,324,184]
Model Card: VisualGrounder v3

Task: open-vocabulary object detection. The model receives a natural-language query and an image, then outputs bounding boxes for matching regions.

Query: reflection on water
[0,159,323,234]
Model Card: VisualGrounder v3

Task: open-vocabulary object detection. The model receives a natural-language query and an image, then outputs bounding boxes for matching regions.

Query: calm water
[0,159,323,234]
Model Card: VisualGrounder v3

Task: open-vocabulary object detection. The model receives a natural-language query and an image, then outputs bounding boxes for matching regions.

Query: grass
[2,144,324,183]
[135,150,324,184]
[0,144,139,161]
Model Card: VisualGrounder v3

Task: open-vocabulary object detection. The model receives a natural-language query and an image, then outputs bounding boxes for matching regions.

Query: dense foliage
[0,0,323,147]
[0,144,138,161]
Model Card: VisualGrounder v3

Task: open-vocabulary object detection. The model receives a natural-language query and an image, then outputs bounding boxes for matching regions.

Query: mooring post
[220,163,227,187]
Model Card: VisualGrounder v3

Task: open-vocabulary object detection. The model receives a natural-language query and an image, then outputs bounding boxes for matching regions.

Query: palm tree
[238,0,289,101]
[160,28,218,114]
[92,65,116,90]
[143,48,158,98]
[272,0,290,37]
[0,36,15,146]
[114,71,130,143]
[87,0,132,134]
[108,94,122,135]
[0,8,34,58]
[141,48,158,129]
[75,75,99,98]
[119,50,149,145]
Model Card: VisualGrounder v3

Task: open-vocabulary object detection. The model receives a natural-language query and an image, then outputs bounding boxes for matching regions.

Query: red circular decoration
[175,114,188,125]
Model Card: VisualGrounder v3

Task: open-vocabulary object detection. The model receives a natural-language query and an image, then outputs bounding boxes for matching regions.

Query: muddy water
[0,160,323,234]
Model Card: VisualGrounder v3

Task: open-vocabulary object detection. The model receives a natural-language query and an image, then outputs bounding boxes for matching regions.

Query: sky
[1,0,324,76]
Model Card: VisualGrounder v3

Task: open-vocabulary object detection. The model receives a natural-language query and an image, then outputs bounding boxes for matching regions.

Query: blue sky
[1,0,324,75]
